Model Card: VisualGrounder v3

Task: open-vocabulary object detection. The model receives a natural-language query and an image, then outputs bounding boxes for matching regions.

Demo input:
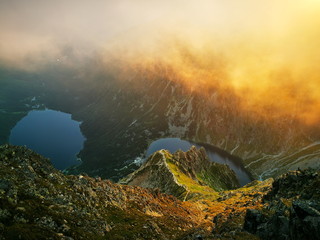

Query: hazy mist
[1,0,320,125]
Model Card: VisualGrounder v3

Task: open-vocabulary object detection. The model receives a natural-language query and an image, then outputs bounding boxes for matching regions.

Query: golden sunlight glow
[1,0,320,125]
[101,0,320,126]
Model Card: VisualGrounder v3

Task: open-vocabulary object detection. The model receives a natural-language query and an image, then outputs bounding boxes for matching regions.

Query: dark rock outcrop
[243,169,320,240]
[1,144,319,240]
[0,145,212,239]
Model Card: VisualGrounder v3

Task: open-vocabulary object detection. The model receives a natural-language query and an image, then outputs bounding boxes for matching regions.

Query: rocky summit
[0,145,319,240]
[121,146,239,200]
[244,169,320,240]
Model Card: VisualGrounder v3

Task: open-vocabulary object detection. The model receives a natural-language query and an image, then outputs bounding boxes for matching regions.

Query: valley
[1,64,319,182]
[1,1,320,239]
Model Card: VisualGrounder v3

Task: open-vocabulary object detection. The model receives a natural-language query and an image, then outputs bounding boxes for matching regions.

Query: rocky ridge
[121,146,239,200]
[0,145,319,239]
[64,67,320,180]
[2,66,320,182]
[0,145,209,239]
[244,169,320,240]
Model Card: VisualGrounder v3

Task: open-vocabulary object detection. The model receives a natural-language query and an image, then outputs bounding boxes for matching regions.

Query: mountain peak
[121,146,239,200]
[1,145,319,239]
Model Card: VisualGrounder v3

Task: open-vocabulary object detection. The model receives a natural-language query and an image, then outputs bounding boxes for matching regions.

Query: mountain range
[0,144,319,239]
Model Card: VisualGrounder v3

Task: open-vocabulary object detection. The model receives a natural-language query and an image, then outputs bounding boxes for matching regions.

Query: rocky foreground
[0,145,319,240]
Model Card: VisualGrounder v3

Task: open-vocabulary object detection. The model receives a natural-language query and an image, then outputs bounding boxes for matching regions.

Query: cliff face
[121,146,239,200]
[1,67,319,181]
[62,73,319,181]
[1,145,319,240]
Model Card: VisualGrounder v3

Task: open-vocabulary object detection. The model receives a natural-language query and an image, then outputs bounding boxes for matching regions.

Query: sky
[0,0,182,66]
[1,0,320,125]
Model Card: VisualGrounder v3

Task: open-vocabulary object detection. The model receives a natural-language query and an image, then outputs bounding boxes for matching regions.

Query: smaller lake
[9,109,85,170]
[147,138,252,186]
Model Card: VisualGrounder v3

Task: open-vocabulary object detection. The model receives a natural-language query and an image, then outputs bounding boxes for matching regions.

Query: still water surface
[9,109,85,170]
[9,111,251,185]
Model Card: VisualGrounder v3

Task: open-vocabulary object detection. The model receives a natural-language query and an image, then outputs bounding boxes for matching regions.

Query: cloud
[1,0,320,125]
[0,0,183,68]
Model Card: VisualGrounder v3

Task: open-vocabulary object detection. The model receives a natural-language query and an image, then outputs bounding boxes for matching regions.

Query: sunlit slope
[121,147,239,201]
[1,145,319,239]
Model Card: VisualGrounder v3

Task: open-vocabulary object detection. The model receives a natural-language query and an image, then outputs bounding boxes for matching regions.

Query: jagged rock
[243,209,266,232]
[1,144,319,239]
[121,146,239,200]
[243,169,320,240]
[120,150,187,199]
[293,200,320,218]
[0,145,212,239]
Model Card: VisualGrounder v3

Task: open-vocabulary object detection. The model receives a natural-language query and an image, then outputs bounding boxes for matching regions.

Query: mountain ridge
[121,146,239,200]
[1,144,319,239]
[1,67,320,181]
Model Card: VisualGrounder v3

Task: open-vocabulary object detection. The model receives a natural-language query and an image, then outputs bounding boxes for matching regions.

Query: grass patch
[166,160,218,200]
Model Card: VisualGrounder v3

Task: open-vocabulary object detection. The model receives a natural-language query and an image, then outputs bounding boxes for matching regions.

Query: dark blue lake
[9,109,85,170]
[147,138,252,186]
